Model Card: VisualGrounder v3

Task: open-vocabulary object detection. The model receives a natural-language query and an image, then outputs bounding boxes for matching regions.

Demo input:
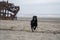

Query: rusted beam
[0,1,20,20]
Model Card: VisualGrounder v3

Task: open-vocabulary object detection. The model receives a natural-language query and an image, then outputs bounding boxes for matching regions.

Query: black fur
[31,16,38,32]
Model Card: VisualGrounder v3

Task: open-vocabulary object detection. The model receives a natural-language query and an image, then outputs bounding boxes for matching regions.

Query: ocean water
[17,17,60,22]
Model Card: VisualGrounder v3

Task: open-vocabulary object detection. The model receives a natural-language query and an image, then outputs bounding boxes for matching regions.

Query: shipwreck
[0,1,20,20]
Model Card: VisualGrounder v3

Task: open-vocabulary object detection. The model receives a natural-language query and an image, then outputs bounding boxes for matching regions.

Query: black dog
[31,16,38,32]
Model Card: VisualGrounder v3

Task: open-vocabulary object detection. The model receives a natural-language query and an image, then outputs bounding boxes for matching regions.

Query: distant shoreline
[17,17,60,20]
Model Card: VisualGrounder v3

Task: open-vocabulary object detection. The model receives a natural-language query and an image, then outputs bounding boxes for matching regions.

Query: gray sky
[1,0,60,17]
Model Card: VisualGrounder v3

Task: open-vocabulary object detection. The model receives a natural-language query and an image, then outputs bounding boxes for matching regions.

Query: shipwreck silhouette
[0,1,20,20]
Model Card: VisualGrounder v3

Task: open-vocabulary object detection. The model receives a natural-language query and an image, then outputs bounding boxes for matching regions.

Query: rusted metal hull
[0,1,20,20]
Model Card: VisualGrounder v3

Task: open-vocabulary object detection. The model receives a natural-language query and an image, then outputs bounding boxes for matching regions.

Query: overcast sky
[1,0,60,17]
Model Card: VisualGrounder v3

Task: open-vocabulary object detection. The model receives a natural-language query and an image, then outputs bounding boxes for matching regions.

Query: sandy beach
[0,18,60,40]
